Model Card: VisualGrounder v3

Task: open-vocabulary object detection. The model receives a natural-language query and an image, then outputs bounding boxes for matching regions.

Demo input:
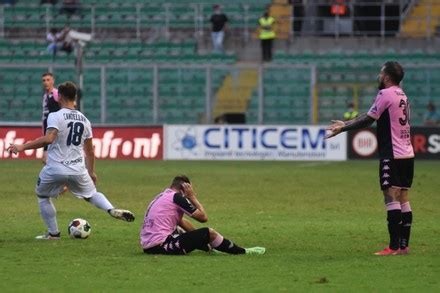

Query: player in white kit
[8,81,135,239]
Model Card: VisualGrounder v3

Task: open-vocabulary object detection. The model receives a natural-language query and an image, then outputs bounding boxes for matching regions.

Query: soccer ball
[68,218,91,239]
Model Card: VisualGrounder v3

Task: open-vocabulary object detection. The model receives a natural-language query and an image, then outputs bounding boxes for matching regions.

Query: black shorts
[143,228,211,255]
[379,158,414,190]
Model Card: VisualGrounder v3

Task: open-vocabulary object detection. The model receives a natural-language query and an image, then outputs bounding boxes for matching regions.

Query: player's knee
[383,194,393,204]
[398,190,409,203]
[208,228,219,241]
[37,196,50,203]
[196,227,211,242]
[383,188,399,203]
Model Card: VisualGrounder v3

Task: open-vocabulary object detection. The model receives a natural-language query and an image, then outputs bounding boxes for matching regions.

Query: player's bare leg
[374,187,401,255]
[208,228,265,255]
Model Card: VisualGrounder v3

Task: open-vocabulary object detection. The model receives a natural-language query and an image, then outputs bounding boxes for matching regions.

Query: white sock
[88,192,114,211]
[38,197,59,234]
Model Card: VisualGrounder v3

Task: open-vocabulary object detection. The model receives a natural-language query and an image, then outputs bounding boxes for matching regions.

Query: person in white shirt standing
[8,81,135,240]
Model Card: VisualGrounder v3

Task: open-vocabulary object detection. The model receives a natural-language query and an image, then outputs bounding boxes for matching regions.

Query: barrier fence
[1,63,440,126]
[1,125,438,161]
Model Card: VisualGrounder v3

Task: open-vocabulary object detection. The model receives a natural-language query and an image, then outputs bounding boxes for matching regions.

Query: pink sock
[210,234,224,248]
[386,201,401,211]
[401,202,412,213]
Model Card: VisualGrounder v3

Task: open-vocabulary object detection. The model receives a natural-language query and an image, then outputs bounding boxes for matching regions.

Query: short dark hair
[42,72,54,78]
[58,81,77,101]
[170,175,191,190]
[383,61,404,85]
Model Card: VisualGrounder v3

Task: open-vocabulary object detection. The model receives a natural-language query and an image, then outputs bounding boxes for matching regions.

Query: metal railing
[1,63,440,126]
[0,1,438,40]
[0,63,315,125]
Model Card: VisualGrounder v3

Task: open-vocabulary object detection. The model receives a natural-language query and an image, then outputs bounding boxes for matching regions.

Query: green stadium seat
[1,38,439,125]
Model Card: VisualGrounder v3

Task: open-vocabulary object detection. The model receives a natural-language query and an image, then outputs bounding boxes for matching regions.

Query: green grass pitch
[1,160,439,292]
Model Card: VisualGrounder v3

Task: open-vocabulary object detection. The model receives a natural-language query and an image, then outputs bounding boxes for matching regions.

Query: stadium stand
[246,68,310,124]
[0,39,236,64]
[317,65,439,126]
[1,45,439,125]
[2,2,265,33]
[1,1,439,125]
[269,50,440,125]
[0,64,229,124]
[401,0,440,38]
[273,51,440,66]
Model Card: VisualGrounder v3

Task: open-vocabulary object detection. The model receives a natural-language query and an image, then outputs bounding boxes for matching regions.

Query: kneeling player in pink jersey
[140,176,265,255]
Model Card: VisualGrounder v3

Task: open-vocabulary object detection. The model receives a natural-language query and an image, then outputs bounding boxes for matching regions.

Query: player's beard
[378,77,385,90]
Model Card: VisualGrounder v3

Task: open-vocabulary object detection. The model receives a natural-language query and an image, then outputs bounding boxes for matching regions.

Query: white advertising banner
[165,125,347,161]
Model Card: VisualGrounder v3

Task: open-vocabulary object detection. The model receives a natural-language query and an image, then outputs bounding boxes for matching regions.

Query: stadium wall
[0,125,440,161]
[348,127,440,160]
[0,126,163,160]
[1,125,438,161]
[164,125,346,161]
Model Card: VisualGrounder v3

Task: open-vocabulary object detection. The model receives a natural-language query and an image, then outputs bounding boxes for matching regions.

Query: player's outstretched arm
[7,128,58,154]
[84,138,97,184]
[326,113,375,139]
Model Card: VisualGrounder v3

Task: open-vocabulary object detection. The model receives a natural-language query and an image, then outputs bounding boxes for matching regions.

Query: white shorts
[35,167,96,198]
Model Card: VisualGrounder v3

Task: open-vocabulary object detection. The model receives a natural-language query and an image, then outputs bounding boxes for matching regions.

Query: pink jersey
[53,88,59,101]
[140,188,196,249]
[42,88,60,118]
[367,86,414,159]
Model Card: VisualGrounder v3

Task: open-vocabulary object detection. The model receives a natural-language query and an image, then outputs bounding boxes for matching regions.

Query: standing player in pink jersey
[42,72,61,164]
[326,61,414,256]
[140,175,265,255]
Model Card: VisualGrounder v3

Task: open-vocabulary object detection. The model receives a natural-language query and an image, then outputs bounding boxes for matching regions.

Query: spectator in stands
[47,27,73,57]
[46,28,60,57]
[258,7,276,62]
[343,102,358,121]
[210,5,228,54]
[60,0,80,16]
[423,102,440,126]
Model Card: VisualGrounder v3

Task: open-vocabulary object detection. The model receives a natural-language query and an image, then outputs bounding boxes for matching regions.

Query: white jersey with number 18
[45,108,93,175]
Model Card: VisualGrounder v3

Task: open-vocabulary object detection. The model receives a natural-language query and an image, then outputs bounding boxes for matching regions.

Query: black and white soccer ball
[68,218,91,239]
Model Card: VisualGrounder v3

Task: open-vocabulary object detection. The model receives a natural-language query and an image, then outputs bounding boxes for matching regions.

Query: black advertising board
[348,127,440,160]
